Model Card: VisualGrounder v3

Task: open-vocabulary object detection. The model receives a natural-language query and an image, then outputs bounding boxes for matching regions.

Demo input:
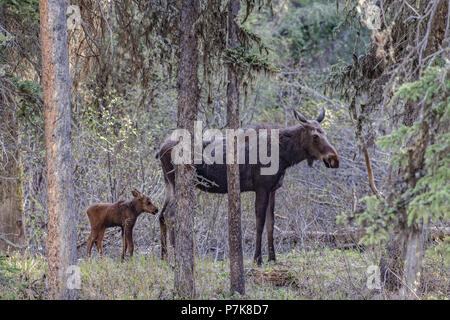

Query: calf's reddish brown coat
[86,189,158,260]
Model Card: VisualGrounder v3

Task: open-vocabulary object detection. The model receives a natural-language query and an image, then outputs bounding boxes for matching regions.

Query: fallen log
[243,226,450,249]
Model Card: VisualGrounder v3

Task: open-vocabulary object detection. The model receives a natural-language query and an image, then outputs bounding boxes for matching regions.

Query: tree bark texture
[174,0,200,299]
[40,0,78,300]
[226,0,245,296]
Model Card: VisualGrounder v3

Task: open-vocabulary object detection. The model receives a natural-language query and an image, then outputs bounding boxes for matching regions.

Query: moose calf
[86,189,158,260]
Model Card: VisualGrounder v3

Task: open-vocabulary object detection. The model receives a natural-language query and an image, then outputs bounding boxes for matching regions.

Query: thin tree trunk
[0,94,26,253]
[226,0,245,296]
[40,0,78,300]
[174,0,199,299]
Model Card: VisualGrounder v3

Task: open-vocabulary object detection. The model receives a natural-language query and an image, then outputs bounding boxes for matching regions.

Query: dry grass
[1,245,447,300]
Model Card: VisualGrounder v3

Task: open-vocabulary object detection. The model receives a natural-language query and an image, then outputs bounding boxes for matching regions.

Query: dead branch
[363,147,382,200]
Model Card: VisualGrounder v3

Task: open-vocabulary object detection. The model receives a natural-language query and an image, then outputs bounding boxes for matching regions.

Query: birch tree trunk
[40,0,78,300]
[226,0,245,296]
[174,0,200,299]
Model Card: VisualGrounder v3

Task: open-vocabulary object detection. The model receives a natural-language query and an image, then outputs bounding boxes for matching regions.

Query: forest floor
[1,246,447,300]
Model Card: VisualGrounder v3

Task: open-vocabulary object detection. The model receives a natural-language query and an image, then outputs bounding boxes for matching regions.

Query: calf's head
[131,189,159,214]
[293,108,339,168]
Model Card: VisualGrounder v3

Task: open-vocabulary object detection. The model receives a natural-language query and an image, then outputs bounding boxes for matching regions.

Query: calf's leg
[125,229,134,257]
[95,228,106,256]
[124,218,135,257]
[121,227,128,260]
[86,230,97,257]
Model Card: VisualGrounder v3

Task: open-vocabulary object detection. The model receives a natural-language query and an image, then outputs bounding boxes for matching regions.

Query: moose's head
[293,108,340,169]
[131,189,159,214]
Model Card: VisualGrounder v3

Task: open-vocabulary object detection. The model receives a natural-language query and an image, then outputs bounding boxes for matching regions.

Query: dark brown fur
[156,109,339,265]
[86,189,158,260]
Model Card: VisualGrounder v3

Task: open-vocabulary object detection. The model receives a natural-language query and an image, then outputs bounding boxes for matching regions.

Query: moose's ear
[316,107,325,123]
[293,109,308,123]
[131,189,141,198]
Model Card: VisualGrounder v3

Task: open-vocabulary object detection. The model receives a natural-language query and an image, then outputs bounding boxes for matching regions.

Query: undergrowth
[0,246,447,300]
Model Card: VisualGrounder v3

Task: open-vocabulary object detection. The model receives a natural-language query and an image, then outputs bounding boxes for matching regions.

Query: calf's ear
[131,189,141,198]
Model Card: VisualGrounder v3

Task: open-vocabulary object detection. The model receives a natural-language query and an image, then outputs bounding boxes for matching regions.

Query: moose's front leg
[124,218,135,258]
[266,190,276,262]
[254,189,269,266]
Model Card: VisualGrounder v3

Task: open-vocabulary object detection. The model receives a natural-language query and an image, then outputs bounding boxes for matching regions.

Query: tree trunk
[0,92,26,253]
[173,0,200,299]
[379,1,448,298]
[40,0,78,300]
[380,102,441,299]
[226,0,245,296]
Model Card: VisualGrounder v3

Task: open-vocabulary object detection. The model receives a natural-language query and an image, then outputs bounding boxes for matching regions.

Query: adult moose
[156,108,339,265]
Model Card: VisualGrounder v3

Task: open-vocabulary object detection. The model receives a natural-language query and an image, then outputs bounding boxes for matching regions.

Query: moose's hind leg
[159,212,168,260]
[159,176,175,261]
[254,190,270,266]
